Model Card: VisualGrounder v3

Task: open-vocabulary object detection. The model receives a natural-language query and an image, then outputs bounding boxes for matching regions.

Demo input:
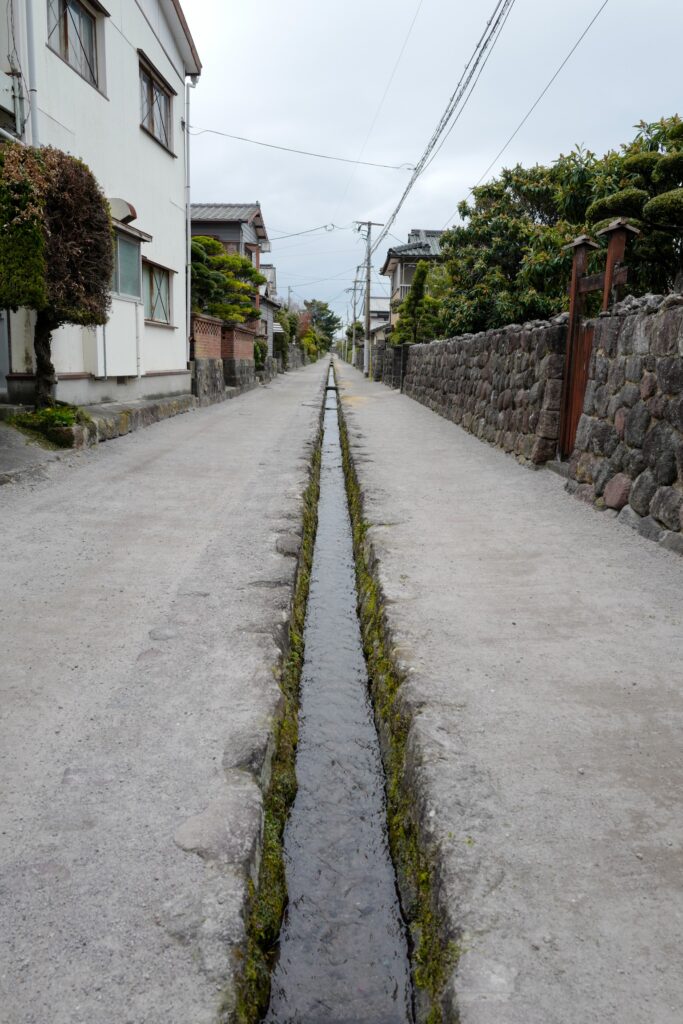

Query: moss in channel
[229,432,322,1024]
[336,386,459,1024]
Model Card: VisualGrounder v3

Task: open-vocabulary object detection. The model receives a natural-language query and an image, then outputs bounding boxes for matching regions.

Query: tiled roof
[379,229,444,274]
[191,203,261,223]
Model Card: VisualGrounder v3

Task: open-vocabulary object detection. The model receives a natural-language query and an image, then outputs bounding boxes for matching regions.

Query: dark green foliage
[438,116,683,336]
[0,142,112,405]
[254,337,267,370]
[191,235,265,323]
[585,187,649,224]
[11,404,90,447]
[0,146,47,310]
[393,261,442,345]
[345,319,363,343]
[643,188,683,227]
[303,299,342,350]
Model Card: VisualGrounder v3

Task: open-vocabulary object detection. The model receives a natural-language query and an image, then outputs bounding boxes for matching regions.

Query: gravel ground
[0,362,327,1024]
[335,358,683,1024]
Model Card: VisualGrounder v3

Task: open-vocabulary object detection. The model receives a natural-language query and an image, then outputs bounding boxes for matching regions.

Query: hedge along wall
[402,317,568,465]
[568,294,683,545]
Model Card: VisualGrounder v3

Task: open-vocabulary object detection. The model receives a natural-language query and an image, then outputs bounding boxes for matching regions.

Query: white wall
[7,0,194,402]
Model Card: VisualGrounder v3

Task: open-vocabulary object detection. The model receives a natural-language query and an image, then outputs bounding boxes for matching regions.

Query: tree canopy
[436,116,683,338]
[303,299,342,349]
[392,261,442,346]
[191,236,265,323]
[0,142,112,404]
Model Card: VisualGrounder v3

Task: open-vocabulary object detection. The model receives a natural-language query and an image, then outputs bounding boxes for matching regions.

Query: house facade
[0,0,201,405]
[190,203,270,271]
[380,229,444,326]
[259,264,281,358]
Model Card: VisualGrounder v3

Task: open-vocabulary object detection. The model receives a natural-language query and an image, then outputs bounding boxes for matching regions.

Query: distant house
[1,0,201,405]
[190,203,271,389]
[380,229,444,326]
[361,295,391,334]
[259,265,281,358]
[190,203,271,272]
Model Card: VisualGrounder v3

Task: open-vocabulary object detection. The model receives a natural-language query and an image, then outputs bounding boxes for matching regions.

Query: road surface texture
[335,358,683,1024]
[0,360,327,1024]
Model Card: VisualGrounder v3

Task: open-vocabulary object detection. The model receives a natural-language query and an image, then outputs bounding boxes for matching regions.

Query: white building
[0,0,201,405]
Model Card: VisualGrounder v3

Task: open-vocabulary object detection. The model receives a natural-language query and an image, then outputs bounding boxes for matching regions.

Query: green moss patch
[11,404,91,447]
[230,430,322,1024]
[336,388,459,1023]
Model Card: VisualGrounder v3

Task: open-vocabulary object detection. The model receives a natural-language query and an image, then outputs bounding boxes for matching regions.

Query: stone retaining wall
[193,358,225,406]
[287,344,305,370]
[383,345,407,390]
[568,294,683,549]
[403,319,568,464]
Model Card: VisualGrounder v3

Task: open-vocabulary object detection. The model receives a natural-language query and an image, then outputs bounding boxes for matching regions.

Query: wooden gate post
[559,236,599,457]
[596,218,641,311]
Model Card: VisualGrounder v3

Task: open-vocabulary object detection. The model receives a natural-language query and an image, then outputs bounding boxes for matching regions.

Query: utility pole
[287,285,292,309]
[346,268,362,366]
[355,221,383,376]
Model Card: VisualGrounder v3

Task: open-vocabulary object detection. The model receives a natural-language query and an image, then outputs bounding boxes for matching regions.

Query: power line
[441,0,611,228]
[188,126,414,171]
[371,0,517,254]
[422,0,517,174]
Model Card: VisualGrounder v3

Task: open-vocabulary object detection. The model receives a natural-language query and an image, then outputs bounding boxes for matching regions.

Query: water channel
[264,365,413,1024]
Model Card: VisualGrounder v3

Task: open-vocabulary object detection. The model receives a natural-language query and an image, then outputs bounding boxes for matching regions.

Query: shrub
[254,338,268,370]
[585,187,649,224]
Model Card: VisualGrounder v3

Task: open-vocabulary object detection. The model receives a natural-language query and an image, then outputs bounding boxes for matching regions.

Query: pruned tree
[191,236,265,323]
[0,143,113,406]
[393,261,442,346]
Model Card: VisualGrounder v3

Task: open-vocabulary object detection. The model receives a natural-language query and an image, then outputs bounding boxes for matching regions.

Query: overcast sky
[181,0,683,322]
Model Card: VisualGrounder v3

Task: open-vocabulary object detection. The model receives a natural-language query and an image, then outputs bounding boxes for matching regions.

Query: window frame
[111,231,142,301]
[138,53,176,154]
[46,0,106,90]
[142,260,174,326]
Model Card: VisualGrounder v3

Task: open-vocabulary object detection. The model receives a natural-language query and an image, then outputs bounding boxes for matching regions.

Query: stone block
[542,378,562,411]
[530,437,556,464]
[603,473,632,510]
[624,401,651,447]
[649,486,683,531]
[638,515,665,543]
[660,531,683,555]
[614,407,627,439]
[651,307,683,356]
[629,469,657,516]
[537,410,560,440]
[618,504,641,531]
[640,370,657,399]
[642,422,678,484]
[657,357,683,395]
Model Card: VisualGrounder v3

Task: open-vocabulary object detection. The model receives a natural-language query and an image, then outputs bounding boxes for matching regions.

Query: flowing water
[265,366,412,1024]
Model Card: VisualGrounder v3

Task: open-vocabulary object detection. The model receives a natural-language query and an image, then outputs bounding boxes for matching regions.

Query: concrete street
[0,361,327,1024]
[335,358,683,1024]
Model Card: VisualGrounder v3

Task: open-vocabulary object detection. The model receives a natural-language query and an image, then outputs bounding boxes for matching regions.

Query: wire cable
[441,0,611,228]
[371,0,517,253]
[188,126,413,171]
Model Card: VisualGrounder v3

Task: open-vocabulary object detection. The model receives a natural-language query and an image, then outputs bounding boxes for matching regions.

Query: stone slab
[335,358,683,1024]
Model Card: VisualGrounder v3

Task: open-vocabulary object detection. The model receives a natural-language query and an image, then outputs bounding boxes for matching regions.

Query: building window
[47,0,98,86]
[142,263,171,323]
[140,64,171,149]
[112,233,141,299]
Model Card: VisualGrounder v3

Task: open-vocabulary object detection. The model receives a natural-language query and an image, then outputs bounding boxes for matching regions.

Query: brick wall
[191,314,222,360]
[221,324,256,362]
[402,318,568,465]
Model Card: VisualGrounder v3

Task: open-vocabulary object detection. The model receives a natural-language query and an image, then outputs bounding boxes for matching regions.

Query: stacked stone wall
[402,319,567,464]
[568,294,683,550]
[383,345,407,390]
[193,359,225,406]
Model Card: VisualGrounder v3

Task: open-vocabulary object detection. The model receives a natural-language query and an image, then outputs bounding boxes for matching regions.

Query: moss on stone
[336,385,459,1024]
[229,432,322,1024]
